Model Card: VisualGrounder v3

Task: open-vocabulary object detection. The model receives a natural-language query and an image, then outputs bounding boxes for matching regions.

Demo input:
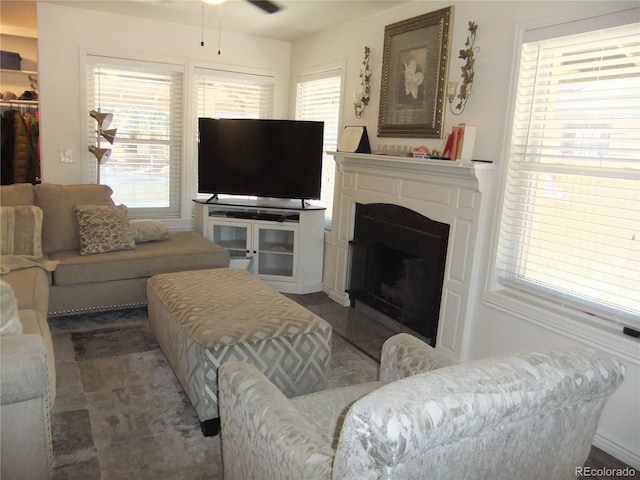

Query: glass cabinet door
[212,224,249,258]
[256,226,296,279]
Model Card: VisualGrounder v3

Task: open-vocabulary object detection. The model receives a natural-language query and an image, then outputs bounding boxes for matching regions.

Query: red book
[441,130,455,158]
[449,126,461,160]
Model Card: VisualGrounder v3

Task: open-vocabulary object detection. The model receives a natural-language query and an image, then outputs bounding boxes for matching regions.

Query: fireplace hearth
[348,203,449,346]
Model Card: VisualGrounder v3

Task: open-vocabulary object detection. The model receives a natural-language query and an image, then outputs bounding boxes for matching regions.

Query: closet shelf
[0,68,38,76]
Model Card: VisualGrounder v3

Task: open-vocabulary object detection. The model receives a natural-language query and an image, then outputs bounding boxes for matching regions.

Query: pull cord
[201,2,205,46]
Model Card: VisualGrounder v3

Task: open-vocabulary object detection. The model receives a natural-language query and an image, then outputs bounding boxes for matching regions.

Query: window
[86,56,183,217]
[296,69,342,227]
[193,68,275,201]
[494,13,640,329]
[194,68,274,119]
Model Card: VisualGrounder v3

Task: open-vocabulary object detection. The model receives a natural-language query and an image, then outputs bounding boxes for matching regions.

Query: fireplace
[326,152,494,358]
[348,203,449,346]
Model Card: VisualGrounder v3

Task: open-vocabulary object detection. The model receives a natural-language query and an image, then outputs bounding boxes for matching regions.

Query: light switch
[59,149,74,163]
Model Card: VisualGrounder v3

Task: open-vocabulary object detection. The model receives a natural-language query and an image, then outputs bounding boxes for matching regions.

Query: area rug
[49,307,379,480]
[71,325,159,361]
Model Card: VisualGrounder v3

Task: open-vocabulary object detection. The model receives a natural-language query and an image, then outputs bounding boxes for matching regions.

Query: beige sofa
[0,267,55,479]
[1,183,230,316]
[0,182,230,478]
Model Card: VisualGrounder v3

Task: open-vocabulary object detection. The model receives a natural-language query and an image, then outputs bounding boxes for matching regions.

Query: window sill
[483,289,640,365]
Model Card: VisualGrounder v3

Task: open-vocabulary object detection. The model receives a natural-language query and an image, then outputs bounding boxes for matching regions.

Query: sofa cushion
[0,280,22,336]
[76,204,135,255]
[0,183,34,206]
[50,231,229,286]
[34,183,115,254]
[130,219,169,243]
[0,206,43,257]
[1,265,50,314]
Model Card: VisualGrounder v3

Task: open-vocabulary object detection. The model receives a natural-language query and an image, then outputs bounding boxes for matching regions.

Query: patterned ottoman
[146,268,332,436]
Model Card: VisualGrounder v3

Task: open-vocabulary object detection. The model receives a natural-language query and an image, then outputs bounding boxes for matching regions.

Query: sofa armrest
[379,333,457,384]
[0,335,48,404]
[218,361,334,480]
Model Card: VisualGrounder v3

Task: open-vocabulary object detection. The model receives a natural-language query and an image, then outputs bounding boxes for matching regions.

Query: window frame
[485,8,640,338]
[295,64,345,229]
[190,66,277,204]
[85,55,185,218]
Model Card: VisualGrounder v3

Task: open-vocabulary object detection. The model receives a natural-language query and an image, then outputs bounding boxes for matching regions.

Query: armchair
[218,333,625,480]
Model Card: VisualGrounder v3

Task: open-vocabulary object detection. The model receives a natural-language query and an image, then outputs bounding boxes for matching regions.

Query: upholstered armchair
[218,333,625,480]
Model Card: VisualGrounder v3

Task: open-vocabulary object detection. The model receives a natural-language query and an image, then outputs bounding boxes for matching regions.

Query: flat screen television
[198,118,324,201]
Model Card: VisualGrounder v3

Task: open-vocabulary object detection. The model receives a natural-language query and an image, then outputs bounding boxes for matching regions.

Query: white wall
[36,2,291,221]
[289,1,639,468]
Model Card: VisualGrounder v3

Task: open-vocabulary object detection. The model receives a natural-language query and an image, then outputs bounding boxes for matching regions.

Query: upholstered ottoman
[146,268,332,435]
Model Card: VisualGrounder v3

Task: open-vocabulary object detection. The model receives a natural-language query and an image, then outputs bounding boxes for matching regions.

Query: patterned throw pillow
[130,220,170,243]
[76,204,135,255]
[0,205,43,257]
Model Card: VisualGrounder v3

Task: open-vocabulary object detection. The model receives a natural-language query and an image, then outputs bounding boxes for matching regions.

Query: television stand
[193,200,326,294]
[225,211,286,222]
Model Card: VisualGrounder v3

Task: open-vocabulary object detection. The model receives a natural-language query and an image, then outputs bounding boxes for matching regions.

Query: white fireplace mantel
[323,152,495,360]
[331,152,493,191]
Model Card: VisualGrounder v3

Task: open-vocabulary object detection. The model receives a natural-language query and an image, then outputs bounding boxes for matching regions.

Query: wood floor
[581,446,639,479]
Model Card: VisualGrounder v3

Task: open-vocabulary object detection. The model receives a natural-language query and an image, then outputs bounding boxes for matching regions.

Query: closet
[1,33,39,184]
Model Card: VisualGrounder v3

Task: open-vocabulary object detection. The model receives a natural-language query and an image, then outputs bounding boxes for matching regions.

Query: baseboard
[593,432,640,470]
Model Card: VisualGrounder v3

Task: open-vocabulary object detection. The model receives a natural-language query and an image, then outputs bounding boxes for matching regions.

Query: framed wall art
[377,6,453,138]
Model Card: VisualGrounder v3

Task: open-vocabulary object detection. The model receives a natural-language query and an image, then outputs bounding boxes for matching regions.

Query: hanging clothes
[1,110,16,185]
[12,110,31,183]
[0,107,40,184]
[30,112,40,183]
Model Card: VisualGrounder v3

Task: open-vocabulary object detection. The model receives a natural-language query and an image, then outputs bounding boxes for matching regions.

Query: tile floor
[285,291,422,361]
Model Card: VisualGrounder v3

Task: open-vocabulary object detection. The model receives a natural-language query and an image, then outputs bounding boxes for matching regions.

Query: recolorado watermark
[576,466,637,477]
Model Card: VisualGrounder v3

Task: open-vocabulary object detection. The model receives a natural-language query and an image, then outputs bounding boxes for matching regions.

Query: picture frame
[378,6,453,138]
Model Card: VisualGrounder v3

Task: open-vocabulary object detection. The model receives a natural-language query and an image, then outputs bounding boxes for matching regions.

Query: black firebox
[348,203,449,346]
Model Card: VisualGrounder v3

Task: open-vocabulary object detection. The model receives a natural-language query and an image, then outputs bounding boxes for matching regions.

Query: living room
[1,0,638,475]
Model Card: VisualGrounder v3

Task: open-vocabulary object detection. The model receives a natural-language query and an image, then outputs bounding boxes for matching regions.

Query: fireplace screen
[348,203,449,345]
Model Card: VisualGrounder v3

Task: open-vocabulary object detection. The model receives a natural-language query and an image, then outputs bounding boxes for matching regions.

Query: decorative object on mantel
[448,21,478,115]
[441,122,477,160]
[338,126,371,153]
[353,47,371,119]
[378,7,453,139]
[88,110,117,184]
[412,145,430,158]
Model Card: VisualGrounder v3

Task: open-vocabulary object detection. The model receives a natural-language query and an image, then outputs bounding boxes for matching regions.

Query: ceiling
[1,0,408,42]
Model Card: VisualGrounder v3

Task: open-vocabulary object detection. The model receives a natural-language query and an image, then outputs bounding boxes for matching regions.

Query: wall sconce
[448,21,478,115]
[89,109,117,184]
[353,46,371,119]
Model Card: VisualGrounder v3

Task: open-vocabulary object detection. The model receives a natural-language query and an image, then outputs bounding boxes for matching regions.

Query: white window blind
[496,16,640,328]
[194,68,274,119]
[86,56,183,217]
[296,70,342,227]
[193,68,274,200]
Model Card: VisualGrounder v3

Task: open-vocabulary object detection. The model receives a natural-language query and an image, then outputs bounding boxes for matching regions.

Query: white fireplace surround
[324,152,495,360]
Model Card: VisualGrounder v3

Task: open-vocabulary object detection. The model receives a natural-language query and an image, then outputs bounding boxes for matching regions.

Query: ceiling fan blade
[246,0,281,14]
